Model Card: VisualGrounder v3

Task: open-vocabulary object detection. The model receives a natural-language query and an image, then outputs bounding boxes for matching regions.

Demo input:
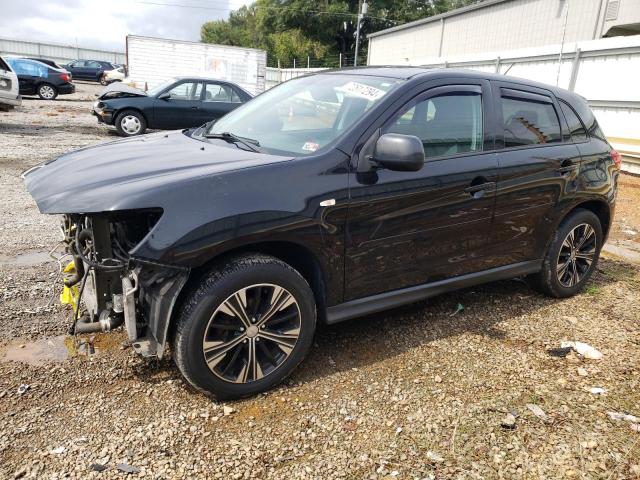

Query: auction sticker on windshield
[337,81,386,101]
[302,141,320,152]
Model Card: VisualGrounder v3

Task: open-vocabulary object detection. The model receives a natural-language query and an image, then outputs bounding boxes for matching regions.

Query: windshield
[147,78,177,97]
[205,74,401,156]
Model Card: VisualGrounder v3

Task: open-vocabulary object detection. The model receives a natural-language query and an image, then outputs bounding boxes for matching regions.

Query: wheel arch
[114,107,148,125]
[164,240,329,351]
[563,199,611,239]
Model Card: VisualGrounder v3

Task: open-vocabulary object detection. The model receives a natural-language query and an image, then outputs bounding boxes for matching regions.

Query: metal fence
[0,37,126,65]
[382,35,640,173]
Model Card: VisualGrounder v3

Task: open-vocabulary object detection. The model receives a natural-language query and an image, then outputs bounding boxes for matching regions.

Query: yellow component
[60,261,80,312]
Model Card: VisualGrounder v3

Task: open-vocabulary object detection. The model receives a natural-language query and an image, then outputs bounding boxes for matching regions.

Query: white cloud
[0,0,249,52]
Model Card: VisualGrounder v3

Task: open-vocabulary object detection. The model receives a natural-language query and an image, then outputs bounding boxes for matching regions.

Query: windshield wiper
[204,131,261,153]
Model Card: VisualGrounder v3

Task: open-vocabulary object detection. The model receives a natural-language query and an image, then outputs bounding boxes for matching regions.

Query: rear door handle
[191,106,199,110]
[464,182,496,194]
[557,165,578,174]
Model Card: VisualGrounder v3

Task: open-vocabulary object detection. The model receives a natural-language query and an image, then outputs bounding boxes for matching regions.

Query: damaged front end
[61,211,188,358]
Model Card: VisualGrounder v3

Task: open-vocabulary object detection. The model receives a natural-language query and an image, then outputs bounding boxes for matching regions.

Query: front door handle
[191,106,199,110]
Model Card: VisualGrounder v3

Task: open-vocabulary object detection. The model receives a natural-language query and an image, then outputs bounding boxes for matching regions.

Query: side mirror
[372,133,425,172]
[158,92,171,100]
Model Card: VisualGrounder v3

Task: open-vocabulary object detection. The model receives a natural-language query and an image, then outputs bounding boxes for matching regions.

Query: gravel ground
[1,84,639,479]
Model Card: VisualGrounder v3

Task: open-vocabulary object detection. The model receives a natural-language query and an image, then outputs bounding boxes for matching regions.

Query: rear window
[559,101,587,142]
[0,57,10,72]
[6,58,48,78]
[501,94,562,147]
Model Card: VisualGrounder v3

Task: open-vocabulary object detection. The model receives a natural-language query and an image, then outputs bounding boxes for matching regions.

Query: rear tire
[99,74,108,86]
[173,254,316,400]
[532,209,603,298]
[115,110,146,136]
[37,83,58,100]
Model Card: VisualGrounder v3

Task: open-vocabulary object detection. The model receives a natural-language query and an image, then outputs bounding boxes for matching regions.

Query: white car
[0,55,21,110]
[104,65,126,84]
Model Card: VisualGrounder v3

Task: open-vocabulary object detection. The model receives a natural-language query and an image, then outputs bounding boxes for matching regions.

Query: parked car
[0,55,21,110]
[5,57,74,100]
[92,76,252,136]
[24,57,68,72]
[65,59,116,85]
[103,64,126,83]
[23,68,619,399]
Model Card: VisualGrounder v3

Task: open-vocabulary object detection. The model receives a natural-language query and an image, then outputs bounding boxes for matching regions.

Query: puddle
[603,242,640,264]
[1,333,123,365]
[0,251,53,266]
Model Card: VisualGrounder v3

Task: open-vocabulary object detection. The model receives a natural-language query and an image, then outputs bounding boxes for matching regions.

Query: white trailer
[126,35,267,95]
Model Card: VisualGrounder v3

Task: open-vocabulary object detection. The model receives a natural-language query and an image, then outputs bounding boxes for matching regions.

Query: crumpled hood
[24,131,290,214]
[97,82,147,99]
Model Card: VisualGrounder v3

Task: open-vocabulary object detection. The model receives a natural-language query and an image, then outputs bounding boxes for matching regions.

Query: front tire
[99,74,108,86]
[37,83,58,100]
[173,254,316,399]
[533,209,603,298]
[115,110,146,136]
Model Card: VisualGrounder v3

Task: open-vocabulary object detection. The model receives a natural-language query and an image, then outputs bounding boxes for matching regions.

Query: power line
[131,0,400,23]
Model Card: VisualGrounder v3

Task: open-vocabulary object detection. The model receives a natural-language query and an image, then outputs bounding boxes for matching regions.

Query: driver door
[345,81,499,301]
[153,81,204,129]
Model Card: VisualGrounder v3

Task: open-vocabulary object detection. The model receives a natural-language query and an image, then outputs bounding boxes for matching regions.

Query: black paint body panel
[24,68,617,333]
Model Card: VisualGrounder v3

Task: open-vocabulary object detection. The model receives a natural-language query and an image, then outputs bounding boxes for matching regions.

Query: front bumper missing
[77,261,189,359]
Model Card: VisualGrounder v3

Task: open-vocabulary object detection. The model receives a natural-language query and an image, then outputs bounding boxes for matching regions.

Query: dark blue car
[65,59,116,85]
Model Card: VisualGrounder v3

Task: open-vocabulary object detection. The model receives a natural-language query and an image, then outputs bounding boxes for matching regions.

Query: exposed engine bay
[60,211,188,358]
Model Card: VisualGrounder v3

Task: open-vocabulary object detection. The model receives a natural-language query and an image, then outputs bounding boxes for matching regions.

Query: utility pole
[354,0,368,66]
[556,0,570,86]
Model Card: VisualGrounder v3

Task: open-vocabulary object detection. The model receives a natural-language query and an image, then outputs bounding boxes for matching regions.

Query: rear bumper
[58,84,76,95]
[0,94,22,107]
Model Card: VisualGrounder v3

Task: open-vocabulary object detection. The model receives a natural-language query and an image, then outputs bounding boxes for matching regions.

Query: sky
[0,0,249,52]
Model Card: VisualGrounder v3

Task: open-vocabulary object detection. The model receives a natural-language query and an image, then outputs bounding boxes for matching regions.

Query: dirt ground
[0,83,639,479]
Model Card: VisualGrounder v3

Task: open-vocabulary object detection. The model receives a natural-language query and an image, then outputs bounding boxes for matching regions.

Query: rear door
[489,81,581,265]
[345,80,499,301]
[67,60,88,79]
[9,59,40,95]
[152,80,204,129]
[85,61,102,81]
[200,82,244,123]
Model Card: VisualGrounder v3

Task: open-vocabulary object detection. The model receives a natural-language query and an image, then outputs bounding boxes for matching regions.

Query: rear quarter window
[567,97,607,141]
[559,101,587,142]
[0,57,10,72]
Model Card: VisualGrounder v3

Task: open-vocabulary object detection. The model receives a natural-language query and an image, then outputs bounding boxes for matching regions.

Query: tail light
[60,73,71,83]
[611,149,621,169]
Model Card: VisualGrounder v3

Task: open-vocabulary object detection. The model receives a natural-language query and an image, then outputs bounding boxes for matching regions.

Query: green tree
[200,0,484,66]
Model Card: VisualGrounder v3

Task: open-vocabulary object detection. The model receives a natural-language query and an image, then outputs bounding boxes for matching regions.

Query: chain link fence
[266,52,368,69]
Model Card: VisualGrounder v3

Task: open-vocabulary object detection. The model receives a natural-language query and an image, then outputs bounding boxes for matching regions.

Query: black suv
[24,68,619,399]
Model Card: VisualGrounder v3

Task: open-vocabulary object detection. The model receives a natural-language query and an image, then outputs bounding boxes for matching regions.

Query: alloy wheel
[556,223,597,287]
[121,115,141,134]
[202,284,301,384]
[39,85,55,99]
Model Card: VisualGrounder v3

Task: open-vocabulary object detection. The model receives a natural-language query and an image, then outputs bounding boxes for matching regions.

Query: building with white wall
[368,0,640,64]
[367,0,640,171]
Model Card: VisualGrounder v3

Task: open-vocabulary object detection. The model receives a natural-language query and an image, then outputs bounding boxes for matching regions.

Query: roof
[324,66,436,79]
[368,0,514,38]
[321,66,577,97]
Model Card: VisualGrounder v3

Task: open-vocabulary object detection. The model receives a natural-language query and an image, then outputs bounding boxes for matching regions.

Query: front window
[165,82,201,100]
[386,92,483,158]
[205,74,401,156]
[147,78,177,97]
